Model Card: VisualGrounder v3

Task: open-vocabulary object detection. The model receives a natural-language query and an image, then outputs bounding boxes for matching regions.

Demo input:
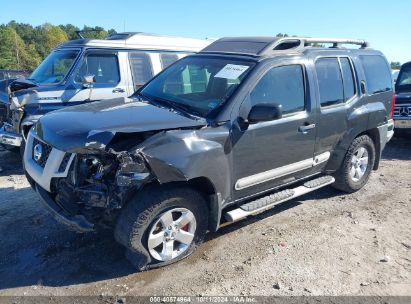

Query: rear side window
[316,58,344,107]
[360,55,392,94]
[340,58,356,101]
[250,65,305,114]
[129,52,153,89]
[75,53,120,85]
[160,53,179,69]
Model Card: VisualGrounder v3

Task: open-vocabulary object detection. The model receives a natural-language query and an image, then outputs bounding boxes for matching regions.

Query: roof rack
[302,37,369,48]
[262,37,370,54]
[200,36,371,57]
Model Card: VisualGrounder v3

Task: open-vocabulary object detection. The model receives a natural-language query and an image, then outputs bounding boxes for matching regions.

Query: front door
[63,50,128,103]
[232,63,317,199]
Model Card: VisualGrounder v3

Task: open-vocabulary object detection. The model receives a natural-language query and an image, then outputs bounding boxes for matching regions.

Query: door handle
[112,88,125,93]
[298,123,316,134]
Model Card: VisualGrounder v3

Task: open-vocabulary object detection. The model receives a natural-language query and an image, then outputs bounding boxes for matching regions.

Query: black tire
[114,184,208,271]
[332,135,375,193]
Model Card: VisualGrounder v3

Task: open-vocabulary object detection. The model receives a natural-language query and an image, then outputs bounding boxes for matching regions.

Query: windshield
[138,56,255,118]
[29,49,80,84]
[396,64,411,93]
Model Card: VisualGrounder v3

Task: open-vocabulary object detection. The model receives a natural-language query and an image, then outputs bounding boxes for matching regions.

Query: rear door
[232,60,318,199]
[314,56,358,156]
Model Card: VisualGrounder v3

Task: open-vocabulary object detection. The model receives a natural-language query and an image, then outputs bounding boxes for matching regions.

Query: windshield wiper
[166,100,203,118]
[137,92,202,119]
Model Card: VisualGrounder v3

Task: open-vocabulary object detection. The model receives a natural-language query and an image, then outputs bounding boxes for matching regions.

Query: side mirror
[247,103,282,124]
[82,74,96,88]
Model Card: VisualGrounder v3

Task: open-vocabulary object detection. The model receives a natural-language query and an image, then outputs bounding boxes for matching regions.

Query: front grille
[32,137,53,168]
[58,153,72,173]
[394,105,411,118]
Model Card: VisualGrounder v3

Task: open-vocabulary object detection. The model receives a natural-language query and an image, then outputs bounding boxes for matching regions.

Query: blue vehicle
[0,32,211,151]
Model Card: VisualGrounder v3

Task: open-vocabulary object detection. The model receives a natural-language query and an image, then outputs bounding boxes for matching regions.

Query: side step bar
[225,175,335,222]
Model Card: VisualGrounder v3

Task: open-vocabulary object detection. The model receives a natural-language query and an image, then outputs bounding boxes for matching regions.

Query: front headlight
[116,153,151,187]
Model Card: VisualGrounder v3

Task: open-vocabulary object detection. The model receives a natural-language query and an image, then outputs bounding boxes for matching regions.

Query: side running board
[225,175,335,222]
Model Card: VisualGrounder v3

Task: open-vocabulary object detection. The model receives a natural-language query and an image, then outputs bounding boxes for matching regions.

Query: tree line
[0,23,403,72]
[0,21,116,71]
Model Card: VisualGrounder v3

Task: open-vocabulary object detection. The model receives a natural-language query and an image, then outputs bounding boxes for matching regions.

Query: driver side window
[250,64,305,114]
[75,53,120,85]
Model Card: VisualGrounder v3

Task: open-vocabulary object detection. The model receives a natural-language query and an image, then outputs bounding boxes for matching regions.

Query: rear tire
[332,135,375,193]
[114,184,208,271]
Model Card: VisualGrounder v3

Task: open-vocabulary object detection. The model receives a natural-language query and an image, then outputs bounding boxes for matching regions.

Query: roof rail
[302,37,370,48]
[259,37,370,55]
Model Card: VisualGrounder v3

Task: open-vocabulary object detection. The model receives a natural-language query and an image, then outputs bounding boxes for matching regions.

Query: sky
[0,0,410,64]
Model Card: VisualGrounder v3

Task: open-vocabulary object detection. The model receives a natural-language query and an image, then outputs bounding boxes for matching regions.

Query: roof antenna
[75,30,85,39]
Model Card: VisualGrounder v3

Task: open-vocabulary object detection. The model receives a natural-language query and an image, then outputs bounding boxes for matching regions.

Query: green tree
[391,61,401,70]
[276,33,289,37]
[81,25,108,39]
[0,21,117,70]
[0,26,41,70]
[59,24,80,40]
[7,21,37,45]
[43,24,69,53]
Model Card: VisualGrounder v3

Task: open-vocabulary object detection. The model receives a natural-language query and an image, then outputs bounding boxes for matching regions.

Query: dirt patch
[0,137,410,296]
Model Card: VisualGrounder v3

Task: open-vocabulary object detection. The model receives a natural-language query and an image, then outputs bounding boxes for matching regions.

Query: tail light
[391,93,396,118]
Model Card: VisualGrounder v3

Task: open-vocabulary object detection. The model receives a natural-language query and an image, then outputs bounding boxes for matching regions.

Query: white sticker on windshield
[215,64,249,80]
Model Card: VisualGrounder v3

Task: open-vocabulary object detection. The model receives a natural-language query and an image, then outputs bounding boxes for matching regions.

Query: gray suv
[24,37,394,270]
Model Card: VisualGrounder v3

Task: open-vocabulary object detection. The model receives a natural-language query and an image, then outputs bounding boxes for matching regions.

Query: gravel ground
[0,137,410,297]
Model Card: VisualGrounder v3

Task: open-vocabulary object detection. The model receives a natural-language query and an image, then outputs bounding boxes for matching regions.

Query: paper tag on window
[215,64,249,80]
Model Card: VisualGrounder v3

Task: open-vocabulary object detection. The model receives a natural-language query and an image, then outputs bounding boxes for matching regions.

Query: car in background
[393,61,411,132]
[0,69,30,81]
[0,32,212,152]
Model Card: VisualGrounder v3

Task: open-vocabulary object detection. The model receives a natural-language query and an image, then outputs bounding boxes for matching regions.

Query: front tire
[114,184,208,270]
[332,135,375,193]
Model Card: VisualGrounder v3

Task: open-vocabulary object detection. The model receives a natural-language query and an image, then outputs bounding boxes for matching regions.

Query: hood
[35,97,207,152]
[0,78,41,106]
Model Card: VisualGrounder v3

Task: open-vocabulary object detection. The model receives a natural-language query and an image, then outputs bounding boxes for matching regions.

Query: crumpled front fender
[138,127,232,204]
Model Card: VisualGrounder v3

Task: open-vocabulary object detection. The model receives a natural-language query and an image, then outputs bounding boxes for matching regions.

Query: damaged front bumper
[35,184,95,232]
[0,122,22,147]
[24,129,152,232]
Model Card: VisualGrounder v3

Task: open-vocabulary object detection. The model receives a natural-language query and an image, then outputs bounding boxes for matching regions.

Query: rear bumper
[0,123,22,147]
[35,183,95,233]
[394,118,411,129]
[386,119,395,142]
